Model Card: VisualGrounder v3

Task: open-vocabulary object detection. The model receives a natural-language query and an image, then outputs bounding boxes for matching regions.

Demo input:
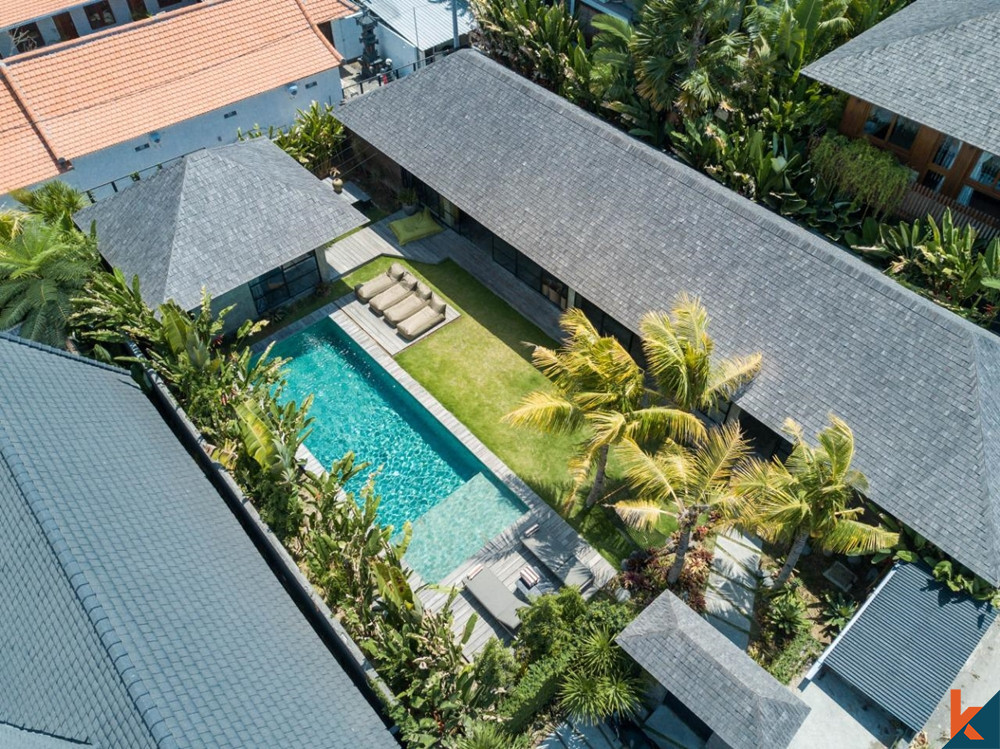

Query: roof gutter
[128,341,400,741]
[804,563,900,681]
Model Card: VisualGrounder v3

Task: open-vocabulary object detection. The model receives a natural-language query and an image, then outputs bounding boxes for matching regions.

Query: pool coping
[253,299,617,604]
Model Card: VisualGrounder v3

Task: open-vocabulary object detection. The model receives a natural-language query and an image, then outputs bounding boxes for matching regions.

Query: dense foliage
[239,101,346,177]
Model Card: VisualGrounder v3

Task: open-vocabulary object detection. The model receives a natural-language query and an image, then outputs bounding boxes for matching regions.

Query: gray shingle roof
[74,138,368,311]
[823,563,997,732]
[0,724,90,749]
[617,591,810,749]
[0,334,396,749]
[336,49,1000,585]
[803,0,1000,156]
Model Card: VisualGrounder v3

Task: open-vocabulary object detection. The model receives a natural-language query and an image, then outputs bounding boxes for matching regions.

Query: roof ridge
[454,51,999,347]
[0,415,177,749]
[0,333,127,375]
[158,157,195,305]
[2,0,230,63]
[0,64,62,170]
[291,0,346,62]
[971,335,1000,580]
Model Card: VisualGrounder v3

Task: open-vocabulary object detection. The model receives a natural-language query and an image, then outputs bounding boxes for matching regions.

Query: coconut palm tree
[614,421,750,584]
[0,216,98,347]
[504,308,705,507]
[731,414,898,587]
[640,294,762,417]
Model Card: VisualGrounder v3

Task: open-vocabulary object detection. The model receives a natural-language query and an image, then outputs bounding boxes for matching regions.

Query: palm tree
[614,422,750,584]
[731,414,898,587]
[632,0,748,119]
[504,308,705,507]
[640,294,762,417]
[0,216,98,347]
[10,181,88,224]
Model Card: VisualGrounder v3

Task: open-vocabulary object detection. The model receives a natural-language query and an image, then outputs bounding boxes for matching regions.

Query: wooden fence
[897,183,1000,241]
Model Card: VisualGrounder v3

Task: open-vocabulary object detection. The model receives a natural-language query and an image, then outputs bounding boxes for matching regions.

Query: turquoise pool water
[270,317,527,581]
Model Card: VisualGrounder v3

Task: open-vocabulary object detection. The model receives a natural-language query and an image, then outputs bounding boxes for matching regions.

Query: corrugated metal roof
[367,0,474,49]
[824,563,996,732]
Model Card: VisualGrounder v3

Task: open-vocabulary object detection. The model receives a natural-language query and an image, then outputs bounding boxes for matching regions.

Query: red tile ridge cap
[291,0,345,63]
[0,63,64,172]
[3,0,230,64]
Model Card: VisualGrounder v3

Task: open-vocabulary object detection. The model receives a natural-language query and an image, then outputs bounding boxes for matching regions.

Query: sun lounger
[355,262,406,302]
[397,292,446,340]
[369,273,417,315]
[522,534,594,592]
[464,565,526,634]
[383,282,432,327]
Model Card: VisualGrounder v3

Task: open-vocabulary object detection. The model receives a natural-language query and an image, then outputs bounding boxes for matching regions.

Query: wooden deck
[321,210,450,278]
[335,294,460,356]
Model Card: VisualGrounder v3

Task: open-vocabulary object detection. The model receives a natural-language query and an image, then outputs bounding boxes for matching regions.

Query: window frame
[84,1,116,30]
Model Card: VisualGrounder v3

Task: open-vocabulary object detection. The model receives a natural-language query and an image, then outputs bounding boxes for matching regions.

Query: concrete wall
[211,283,258,336]
[377,24,420,75]
[22,68,343,200]
[331,13,364,60]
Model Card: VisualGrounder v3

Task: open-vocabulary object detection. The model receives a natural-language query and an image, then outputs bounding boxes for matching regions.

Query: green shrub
[760,627,822,684]
[473,638,521,701]
[499,650,573,734]
[810,134,913,218]
[458,722,528,749]
[766,587,807,637]
[820,592,857,635]
[514,587,587,662]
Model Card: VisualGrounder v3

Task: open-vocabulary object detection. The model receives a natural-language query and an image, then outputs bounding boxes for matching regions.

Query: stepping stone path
[704,530,762,650]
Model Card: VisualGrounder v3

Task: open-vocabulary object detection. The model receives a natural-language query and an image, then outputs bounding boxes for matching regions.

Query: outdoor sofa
[369,273,417,315]
[384,281,433,326]
[355,261,406,302]
[464,564,526,635]
[397,292,447,340]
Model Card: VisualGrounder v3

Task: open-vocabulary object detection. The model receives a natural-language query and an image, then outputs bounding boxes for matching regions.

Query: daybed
[369,273,417,315]
[397,292,446,340]
[464,565,526,634]
[355,261,406,302]
[384,281,432,326]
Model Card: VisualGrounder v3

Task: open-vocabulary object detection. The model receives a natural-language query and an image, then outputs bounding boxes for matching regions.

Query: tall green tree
[640,294,762,417]
[10,181,88,224]
[731,414,897,587]
[632,0,748,119]
[614,422,750,583]
[0,216,98,347]
[504,308,705,507]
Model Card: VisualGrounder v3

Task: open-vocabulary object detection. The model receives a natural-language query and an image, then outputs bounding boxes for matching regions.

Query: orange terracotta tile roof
[2,0,342,168]
[0,69,60,194]
[0,0,80,29]
[300,0,358,23]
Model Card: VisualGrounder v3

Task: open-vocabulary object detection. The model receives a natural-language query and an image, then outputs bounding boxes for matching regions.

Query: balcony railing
[897,183,1000,242]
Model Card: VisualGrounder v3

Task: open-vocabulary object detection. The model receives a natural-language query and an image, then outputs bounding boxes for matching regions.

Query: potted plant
[399,187,419,215]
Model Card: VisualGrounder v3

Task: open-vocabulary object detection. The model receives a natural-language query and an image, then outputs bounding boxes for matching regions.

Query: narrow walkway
[704,529,761,649]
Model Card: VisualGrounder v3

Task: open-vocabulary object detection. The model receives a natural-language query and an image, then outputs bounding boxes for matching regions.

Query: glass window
[540,273,568,309]
[515,253,542,292]
[12,23,43,52]
[491,239,517,274]
[863,106,894,140]
[966,189,1000,219]
[968,151,1000,188]
[886,115,919,151]
[249,253,320,313]
[576,295,604,330]
[601,315,634,351]
[84,1,116,29]
[931,136,960,169]
[921,171,945,192]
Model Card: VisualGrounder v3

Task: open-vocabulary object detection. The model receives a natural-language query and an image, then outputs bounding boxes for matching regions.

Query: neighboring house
[361,0,472,73]
[74,139,368,329]
[0,333,397,747]
[335,50,1000,591]
[0,0,200,58]
[0,0,355,200]
[617,591,811,749]
[803,0,1000,236]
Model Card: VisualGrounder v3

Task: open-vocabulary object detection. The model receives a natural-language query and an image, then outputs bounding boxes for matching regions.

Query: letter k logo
[953,690,985,741]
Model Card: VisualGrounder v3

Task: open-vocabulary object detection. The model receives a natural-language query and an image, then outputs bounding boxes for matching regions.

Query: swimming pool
[270,316,527,581]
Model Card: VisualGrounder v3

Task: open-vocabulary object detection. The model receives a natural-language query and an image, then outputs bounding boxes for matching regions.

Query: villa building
[0,0,354,201]
[335,48,1000,742]
[803,0,1000,236]
[0,333,396,747]
[0,0,201,57]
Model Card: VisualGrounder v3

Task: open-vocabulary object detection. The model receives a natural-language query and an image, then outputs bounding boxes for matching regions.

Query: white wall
[377,24,420,76]
[331,13,364,60]
[39,68,343,198]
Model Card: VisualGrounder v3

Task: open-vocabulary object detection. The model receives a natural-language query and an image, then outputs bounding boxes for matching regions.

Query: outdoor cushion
[414,281,432,299]
[387,261,406,279]
[355,271,396,303]
[369,275,416,315]
[522,535,594,592]
[389,208,444,246]
[428,292,446,314]
[384,294,428,327]
[465,567,526,633]
[397,304,445,340]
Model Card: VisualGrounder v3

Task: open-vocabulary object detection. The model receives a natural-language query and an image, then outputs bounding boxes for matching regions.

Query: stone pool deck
[254,294,617,658]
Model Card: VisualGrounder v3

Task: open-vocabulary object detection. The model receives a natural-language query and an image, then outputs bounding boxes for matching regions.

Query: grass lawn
[331,256,675,565]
